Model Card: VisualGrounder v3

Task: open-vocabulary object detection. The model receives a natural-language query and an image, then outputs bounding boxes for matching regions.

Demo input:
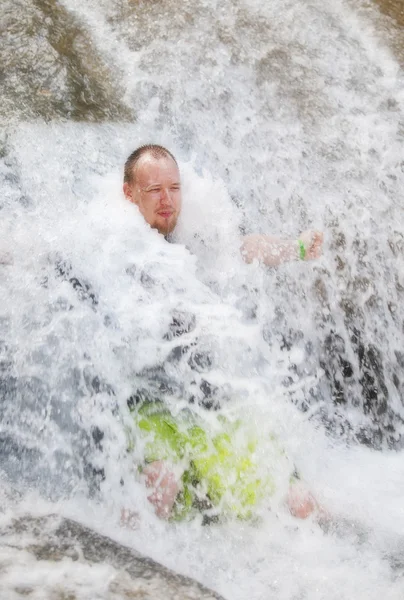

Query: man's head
[123,145,182,235]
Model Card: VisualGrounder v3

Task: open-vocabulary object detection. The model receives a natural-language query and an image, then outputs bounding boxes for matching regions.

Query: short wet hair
[124,144,178,185]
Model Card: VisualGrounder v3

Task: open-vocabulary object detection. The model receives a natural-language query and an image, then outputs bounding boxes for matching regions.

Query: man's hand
[142,460,179,519]
[240,230,324,267]
[299,230,323,261]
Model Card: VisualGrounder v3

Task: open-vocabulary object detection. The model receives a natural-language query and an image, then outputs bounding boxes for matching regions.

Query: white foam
[1,0,404,597]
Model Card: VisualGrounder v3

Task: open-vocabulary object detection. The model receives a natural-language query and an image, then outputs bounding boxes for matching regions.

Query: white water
[1,0,404,598]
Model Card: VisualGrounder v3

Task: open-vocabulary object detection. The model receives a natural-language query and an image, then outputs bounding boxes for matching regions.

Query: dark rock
[167,345,190,363]
[318,326,403,448]
[83,367,115,397]
[55,260,99,308]
[164,311,196,341]
[140,269,156,288]
[198,380,220,410]
[0,514,225,599]
[1,0,133,122]
[188,350,213,372]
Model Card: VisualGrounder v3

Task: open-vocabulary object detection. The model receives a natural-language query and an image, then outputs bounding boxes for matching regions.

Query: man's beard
[156,215,176,236]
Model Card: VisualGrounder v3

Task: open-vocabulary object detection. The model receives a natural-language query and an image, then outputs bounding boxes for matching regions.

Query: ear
[123,182,137,204]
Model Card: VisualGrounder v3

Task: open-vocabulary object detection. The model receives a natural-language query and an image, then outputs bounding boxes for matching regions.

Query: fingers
[312,231,324,250]
[311,231,323,258]
[313,231,324,258]
[300,229,324,260]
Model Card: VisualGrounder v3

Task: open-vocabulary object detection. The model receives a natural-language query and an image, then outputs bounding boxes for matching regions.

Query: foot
[287,483,321,519]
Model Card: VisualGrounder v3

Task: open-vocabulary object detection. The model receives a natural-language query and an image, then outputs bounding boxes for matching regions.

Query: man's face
[123,155,182,235]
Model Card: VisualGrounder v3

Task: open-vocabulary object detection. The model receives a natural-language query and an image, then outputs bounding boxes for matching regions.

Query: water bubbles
[1,0,404,597]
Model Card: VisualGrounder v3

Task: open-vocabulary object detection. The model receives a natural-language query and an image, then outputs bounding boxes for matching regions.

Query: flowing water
[1,0,404,598]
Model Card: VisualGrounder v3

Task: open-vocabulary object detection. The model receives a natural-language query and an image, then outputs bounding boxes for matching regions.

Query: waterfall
[1,1,404,598]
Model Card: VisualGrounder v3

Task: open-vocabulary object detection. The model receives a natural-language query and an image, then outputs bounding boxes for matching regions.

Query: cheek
[175,195,182,212]
[136,201,153,225]
[145,200,161,225]
[139,198,153,214]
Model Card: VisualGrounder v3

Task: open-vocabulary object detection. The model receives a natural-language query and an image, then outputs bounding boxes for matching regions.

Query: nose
[160,187,173,206]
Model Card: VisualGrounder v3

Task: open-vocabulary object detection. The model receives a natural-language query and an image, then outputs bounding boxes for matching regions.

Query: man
[123,144,323,265]
[122,144,324,522]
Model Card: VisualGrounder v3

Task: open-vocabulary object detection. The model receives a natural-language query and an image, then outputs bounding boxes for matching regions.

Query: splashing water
[1,0,404,598]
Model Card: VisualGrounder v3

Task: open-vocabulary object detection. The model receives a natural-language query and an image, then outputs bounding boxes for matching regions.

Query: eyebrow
[141,182,181,191]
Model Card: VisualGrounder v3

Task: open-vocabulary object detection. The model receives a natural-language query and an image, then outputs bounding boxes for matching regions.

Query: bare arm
[240,230,323,267]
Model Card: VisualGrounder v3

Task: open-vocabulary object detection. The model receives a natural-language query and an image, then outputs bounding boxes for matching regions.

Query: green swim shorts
[129,400,292,521]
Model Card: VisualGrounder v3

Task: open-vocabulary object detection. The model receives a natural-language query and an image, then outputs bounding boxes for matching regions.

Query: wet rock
[1,0,133,121]
[140,269,156,288]
[55,260,99,308]
[83,367,115,397]
[188,350,213,372]
[134,369,184,398]
[164,310,196,341]
[0,514,225,600]
[319,327,403,449]
[0,366,108,498]
[168,344,191,363]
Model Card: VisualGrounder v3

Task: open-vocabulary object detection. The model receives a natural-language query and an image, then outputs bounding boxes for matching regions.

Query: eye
[171,185,181,191]
[147,187,162,194]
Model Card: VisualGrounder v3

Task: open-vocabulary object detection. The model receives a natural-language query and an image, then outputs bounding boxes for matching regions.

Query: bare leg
[120,508,140,529]
[142,460,179,519]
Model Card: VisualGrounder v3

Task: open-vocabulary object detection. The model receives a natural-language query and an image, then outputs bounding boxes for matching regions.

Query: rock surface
[0,514,225,600]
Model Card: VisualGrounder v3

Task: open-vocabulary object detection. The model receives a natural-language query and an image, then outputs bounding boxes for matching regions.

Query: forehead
[134,155,180,185]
